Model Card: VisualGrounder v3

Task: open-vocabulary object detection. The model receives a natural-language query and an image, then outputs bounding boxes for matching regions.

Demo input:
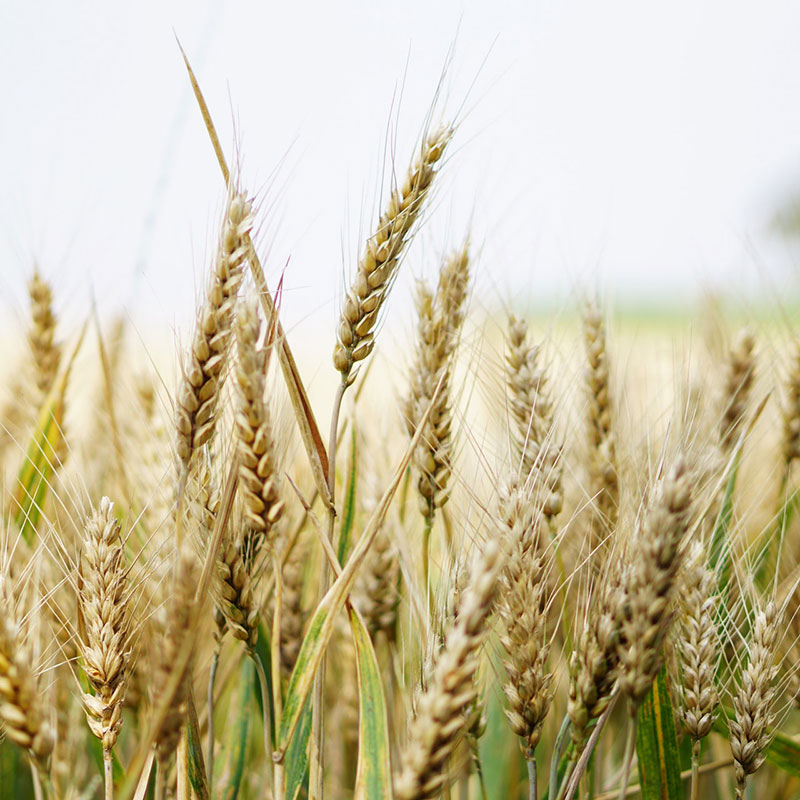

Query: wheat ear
[677,540,720,743]
[28,270,61,399]
[175,190,253,469]
[78,497,131,797]
[0,615,55,767]
[718,328,755,453]
[393,538,505,800]
[152,547,199,766]
[333,125,453,386]
[496,481,553,788]
[617,460,693,709]
[583,303,618,549]
[567,562,624,754]
[505,314,564,522]
[782,339,800,467]
[405,244,470,533]
[729,601,782,799]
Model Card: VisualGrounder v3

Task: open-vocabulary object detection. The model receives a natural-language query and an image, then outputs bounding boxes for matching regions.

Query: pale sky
[2,1,800,338]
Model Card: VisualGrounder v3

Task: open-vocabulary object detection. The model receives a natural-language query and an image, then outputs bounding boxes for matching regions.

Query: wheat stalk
[583,303,618,550]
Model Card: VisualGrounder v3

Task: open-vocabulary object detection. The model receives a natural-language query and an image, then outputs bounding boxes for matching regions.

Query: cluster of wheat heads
[3,79,800,800]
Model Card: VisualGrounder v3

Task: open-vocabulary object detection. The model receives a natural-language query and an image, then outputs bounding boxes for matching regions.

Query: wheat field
[2,60,800,800]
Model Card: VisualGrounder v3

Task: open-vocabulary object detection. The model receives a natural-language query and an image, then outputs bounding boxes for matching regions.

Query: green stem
[251,651,275,797]
[206,645,221,789]
[104,748,114,800]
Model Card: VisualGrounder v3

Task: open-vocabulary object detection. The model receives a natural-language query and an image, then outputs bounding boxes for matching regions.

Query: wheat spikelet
[676,540,719,743]
[234,297,284,552]
[495,482,553,759]
[334,125,453,385]
[152,547,199,763]
[567,563,624,752]
[729,601,781,799]
[781,339,800,467]
[505,314,563,521]
[27,271,61,399]
[719,328,755,453]
[355,524,400,641]
[78,498,131,752]
[175,190,253,468]
[393,538,505,800]
[0,612,54,764]
[278,543,306,678]
[583,303,618,547]
[617,460,692,710]
[405,244,470,525]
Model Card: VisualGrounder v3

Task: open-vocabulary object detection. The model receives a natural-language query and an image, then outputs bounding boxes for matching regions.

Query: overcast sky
[2,1,800,337]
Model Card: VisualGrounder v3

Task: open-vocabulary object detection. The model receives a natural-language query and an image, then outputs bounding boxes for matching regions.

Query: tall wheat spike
[334,126,453,386]
[175,190,253,469]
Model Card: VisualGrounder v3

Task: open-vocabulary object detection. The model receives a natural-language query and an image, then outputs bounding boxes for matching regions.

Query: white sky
[2,0,800,338]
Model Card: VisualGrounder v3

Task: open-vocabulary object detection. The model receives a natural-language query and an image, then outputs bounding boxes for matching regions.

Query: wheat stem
[689,740,700,800]
[104,748,114,800]
[206,646,220,789]
[527,758,537,800]
[617,718,637,800]
[251,651,275,797]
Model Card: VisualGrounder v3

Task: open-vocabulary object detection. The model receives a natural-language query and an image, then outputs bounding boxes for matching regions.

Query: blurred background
[2,0,800,345]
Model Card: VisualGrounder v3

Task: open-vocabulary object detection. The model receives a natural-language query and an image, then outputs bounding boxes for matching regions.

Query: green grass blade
[284,696,312,800]
[219,659,255,800]
[338,427,358,564]
[349,606,393,800]
[635,666,682,800]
